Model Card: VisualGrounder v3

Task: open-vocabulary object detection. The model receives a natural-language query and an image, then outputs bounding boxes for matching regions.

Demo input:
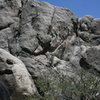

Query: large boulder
[78,16,100,45]
[94,19,100,34]
[0,48,37,99]
[81,46,100,73]
[18,0,77,58]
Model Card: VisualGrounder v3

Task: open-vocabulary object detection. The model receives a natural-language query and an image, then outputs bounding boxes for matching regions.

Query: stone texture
[0,0,100,99]
[78,16,100,45]
[81,46,100,72]
[94,18,100,34]
[0,48,37,97]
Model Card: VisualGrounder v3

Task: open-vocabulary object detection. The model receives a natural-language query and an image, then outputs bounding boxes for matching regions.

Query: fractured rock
[0,48,37,97]
[81,46,100,72]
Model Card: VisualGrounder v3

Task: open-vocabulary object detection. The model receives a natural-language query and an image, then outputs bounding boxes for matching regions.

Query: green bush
[31,68,100,100]
[59,69,100,100]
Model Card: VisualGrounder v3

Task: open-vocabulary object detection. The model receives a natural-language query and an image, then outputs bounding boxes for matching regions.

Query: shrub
[30,68,100,100]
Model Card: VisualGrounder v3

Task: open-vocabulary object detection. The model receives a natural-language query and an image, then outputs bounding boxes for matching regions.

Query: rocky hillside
[0,0,100,100]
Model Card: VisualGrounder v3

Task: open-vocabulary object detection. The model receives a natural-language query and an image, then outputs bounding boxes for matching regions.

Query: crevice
[17,2,56,56]
[51,7,56,25]
[33,78,46,97]
[6,59,13,65]
[47,7,56,35]
[19,1,39,27]
[80,58,100,75]
[0,69,13,75]
[7,37,12,54]
[32,49,48,56]
[71,18,78,37]
[21,9,39,27]
[21,47,33,55]
[7,28,20,55]
[91,35,100,40]
[0,23,13,31]
[32,7,56,56]
[79,58,92,69]
[21,0,29,7]
[4,69,13,74]
[35,86,44,97]
[93,68,100,75]
[31,4,39,25]
[21,46,49,56]
[34,34,51,55]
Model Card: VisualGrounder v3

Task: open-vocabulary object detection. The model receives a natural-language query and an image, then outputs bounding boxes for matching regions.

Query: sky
[39,0,100,18]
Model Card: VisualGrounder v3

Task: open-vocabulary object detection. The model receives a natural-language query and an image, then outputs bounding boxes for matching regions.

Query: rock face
[81,46,100,72]
[0,0,100,99]
[0,48,37,99]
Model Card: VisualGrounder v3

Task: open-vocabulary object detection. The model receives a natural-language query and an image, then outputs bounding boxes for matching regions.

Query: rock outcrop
[0,0,100,100]
[81,46,100,72]
[0,48,37,99]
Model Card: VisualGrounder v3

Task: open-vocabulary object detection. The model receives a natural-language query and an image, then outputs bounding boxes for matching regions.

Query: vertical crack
[47,6,56,35]
[71,18,78,37]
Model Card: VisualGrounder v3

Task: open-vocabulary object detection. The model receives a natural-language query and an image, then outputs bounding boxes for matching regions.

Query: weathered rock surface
[0,48,37,98]
[81,46,100,72]
[0,0,100,99]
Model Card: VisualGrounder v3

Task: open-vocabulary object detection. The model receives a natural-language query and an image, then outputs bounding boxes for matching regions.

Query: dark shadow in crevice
[21,41,51,56]
[32,49,48,56]
[21,47,33,55]
[0,69,13,75]
[0,23,13,31]
[33,79,45,97]
[79,58,100,75]
[71,18,78,37]
[36,86,44,97]
[79,58,91,69]
[4,69,13,74]
[6,59,13,65]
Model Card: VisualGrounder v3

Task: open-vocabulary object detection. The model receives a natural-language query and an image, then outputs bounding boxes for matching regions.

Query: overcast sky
[39,0,100,18]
